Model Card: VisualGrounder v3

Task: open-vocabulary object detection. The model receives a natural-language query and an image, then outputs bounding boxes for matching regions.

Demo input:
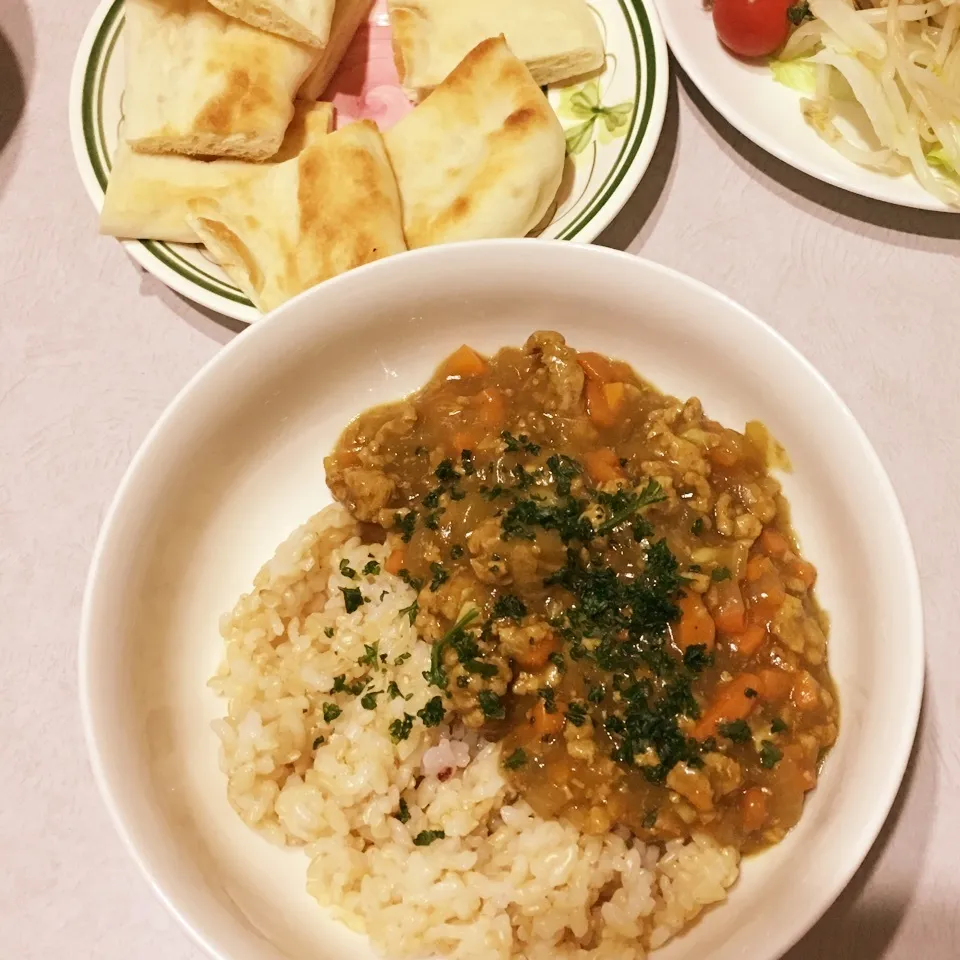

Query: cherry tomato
[713,0,794,58]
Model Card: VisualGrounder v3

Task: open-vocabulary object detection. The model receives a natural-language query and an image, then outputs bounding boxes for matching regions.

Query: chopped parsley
[360,691,381,710]
[357,642,380,666]
[339,558,357,579]
[641,809,659,829]
[399,599,419,626]
[394,652,412,666]
[450,489,466,501]
[450,544,465,560]
[595,480,666,535]
[332,674,367,696]
[717,719,752,743]
[424,509,444,531]
[683,644,714,673]
[397,569,424,591]
[429,562,449,592]
[503,748,528,770]
[341,586,364,613]
[566,701,589,727]
[691,517,704,535]
[389,714,414,742]
[395,798,411,823]
[478,690,505,720]
[323,703,342,723]
[759,741,783,768]
[548,651,566,673]
[770,717,788,734]
[711,566,732,582]
[422,487,443,509]
[546,453,582,496]
[394,511,417,543]
[537,686,557,714]
[482,485,505,501]
[587,684,606,704]
[312,736,324,749]
[413,829,445,846]
[324,627,335,638]
[423,609,480,688]
[417,696,446,727]
[387,681,410,701]
[501,431,540,455]
[492,594,527,621]
[460,450,475,475]
[435,459,459,483]
[744,687,759,699]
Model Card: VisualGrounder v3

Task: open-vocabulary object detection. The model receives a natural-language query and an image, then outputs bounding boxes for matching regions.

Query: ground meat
[524,331,585,414]
[326,466,396,522]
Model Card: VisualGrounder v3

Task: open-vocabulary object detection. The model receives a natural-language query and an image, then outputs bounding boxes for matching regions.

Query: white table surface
[2,1,958,958]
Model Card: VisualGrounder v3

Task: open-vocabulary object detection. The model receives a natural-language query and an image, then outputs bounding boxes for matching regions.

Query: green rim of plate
[81,0,659,309]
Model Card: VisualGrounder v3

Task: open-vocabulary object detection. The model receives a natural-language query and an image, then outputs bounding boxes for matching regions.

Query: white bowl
[80,240,923,960]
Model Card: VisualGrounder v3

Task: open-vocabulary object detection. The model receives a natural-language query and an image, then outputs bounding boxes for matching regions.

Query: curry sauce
[325,332,838,854]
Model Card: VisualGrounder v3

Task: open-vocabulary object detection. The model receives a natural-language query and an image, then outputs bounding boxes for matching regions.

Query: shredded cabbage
[773,0,960,205]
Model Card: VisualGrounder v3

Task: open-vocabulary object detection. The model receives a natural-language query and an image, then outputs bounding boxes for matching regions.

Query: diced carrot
[790,558,818,588]
[585,379,616,428]
[711,580,746,635]
[746,555,770,582]
[733,623,768,657]
[758,668,793,701]
[760,528,790,558]
[792,671,822,711]
[443,344,487,379]
[710,430,744,468]
[674,592,717,653]
[530,699,566,738]
[514,631,560,670]
[385,548,406,575]
[694,673,762,739]
[603,382,627,414]
[740,787,769,833]
[745,568,786,615]
[473,387,506,429]
[577,351,617,382]
[583,448,625,484]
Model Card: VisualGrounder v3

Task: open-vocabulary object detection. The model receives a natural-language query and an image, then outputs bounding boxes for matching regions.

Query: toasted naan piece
[101,103,335,243]
[384,37,565,249]
[388,0,604,101]
[299,0,376,99]
[206,0,334,47]
[187,120,407,312]
[124,0,318,160]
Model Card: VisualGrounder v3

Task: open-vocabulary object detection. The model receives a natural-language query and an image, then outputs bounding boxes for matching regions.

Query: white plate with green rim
[69,0,670,324]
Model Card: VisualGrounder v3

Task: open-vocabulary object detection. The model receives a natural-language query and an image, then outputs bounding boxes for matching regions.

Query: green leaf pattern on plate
[558,79,634,157]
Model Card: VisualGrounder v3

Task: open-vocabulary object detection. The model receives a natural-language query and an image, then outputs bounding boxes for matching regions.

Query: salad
[708,0,960,207]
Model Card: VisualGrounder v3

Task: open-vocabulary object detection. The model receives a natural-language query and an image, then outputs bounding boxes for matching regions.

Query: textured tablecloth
[1,1,958,957]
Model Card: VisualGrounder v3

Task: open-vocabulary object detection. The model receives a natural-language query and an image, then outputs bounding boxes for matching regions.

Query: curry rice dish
[210,331,839,959]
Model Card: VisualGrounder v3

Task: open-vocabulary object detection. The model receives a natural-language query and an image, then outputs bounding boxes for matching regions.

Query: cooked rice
[210,505,740,959]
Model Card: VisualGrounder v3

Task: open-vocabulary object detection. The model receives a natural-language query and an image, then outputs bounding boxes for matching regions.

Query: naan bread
[100,103,335,243]
[206,0,335,48]
[388,0,605,101]
[384,37,565,248]
[124,0,318,160]
[187,120,407,312]
[299,0,376,100]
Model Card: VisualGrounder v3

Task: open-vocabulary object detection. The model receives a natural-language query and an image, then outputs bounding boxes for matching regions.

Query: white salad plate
[80,240,923,960]
[68,0,670,323]
[655,0,957,213]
